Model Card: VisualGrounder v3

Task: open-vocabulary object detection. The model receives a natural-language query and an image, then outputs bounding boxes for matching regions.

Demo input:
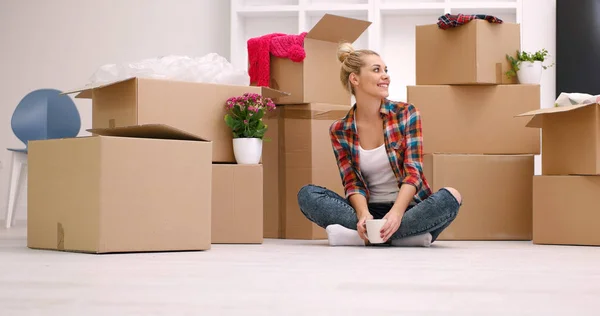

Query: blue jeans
[297,184,461,242]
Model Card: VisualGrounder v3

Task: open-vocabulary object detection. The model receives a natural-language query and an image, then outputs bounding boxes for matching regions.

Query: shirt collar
[343,99,396,130]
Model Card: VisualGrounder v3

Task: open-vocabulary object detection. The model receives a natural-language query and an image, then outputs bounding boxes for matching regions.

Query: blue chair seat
[7,148,28,153]
[10,88,81,151]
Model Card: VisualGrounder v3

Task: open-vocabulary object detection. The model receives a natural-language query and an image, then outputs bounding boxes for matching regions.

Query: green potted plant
[224,92,276,164]
[506,49,554,84]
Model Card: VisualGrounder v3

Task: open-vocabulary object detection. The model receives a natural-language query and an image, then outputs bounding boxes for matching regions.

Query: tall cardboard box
[27,124,213,253]
[423,154,534,240]
[63,77,287,163]
[533,175,600,246]
[263,103,350,239]
[416,20,520,85]
[268,14,371,105]
[407,84,541,155]
[262,107,284,238]
[212,164,263,244]
[516,103,600,175]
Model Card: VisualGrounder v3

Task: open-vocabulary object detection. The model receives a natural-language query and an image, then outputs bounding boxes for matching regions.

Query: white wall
[0,0,558,223]
[0,0,230,222]
[522,0,557,175]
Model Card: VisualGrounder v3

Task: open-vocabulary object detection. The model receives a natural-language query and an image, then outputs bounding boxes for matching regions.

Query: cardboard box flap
[283,103,350,120]
[62,77,137,99]
[64,77,289,100]
[522,115,544,128]
[516,102,597,117]
[306,14,371,43]
[515,103,598,128]
[87,124,208,141]
[260,87,291,100]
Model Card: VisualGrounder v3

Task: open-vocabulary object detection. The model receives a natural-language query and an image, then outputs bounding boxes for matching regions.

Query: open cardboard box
[267,14,371,105]
[516,102,600,175]
[63,77,289,162]
[27,124,213,254]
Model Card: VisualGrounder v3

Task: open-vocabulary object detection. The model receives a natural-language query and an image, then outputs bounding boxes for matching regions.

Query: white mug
[365,219,387,244]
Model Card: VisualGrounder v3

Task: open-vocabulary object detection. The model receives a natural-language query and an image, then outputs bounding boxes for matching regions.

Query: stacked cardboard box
[408,20,541,240]
[261,14,372,239]
[26,78,287,253]
[516,103,600,246]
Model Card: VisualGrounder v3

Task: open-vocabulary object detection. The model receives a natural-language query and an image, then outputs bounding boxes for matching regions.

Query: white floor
[1,223,600,315]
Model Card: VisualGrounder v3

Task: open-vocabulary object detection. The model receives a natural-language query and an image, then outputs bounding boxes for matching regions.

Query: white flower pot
[233,138,263,164]
[516,61,543,84]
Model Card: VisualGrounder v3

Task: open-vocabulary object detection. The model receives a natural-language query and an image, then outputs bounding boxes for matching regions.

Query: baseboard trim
[0,219,27,228]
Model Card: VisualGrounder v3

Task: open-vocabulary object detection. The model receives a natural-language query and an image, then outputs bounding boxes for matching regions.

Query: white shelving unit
[231,0,522,101]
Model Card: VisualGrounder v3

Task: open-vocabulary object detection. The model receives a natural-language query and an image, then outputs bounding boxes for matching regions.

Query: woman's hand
[381,184,414,242]
[381,209,403,242]
[357,213,374,241]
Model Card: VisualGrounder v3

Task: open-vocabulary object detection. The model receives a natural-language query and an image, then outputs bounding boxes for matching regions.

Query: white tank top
[358,143,399,203]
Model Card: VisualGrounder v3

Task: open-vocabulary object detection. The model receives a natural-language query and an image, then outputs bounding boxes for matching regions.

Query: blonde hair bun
[337,42,355,63]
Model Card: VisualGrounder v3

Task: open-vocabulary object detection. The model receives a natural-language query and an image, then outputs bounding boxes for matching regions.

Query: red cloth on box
[247,32,308,87]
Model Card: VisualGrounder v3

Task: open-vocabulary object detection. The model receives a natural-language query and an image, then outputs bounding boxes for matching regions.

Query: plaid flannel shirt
[437,13,503,30]
[329,100,433,207]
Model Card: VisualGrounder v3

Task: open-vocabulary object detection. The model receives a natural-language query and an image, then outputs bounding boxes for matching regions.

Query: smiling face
[349,54,390,100]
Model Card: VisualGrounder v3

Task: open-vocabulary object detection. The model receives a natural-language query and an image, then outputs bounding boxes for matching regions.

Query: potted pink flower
[224,92,276,164]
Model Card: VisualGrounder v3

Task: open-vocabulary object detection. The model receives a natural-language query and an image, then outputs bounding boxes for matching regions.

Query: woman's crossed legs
[297,184,462,247]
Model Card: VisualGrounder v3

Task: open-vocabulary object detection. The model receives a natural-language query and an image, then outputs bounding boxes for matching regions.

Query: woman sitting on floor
[296,42,462,247]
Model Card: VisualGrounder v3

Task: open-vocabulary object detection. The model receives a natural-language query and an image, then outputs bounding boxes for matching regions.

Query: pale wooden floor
[1,223,599,315]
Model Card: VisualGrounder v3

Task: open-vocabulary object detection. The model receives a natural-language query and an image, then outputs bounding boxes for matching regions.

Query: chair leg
[5,152,25,228]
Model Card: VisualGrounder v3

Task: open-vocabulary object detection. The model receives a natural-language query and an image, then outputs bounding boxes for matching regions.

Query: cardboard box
[27,124,212,253]
[423,154,534,240]
[533,175,600,246]
[416,20,520,85]
[268,14,371,105]
[407,84,541,155]
[263,103,350,239]
[212,164,263,244]
[516,103,600,175]
[262,107,284,238]
[63,77,287,163]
